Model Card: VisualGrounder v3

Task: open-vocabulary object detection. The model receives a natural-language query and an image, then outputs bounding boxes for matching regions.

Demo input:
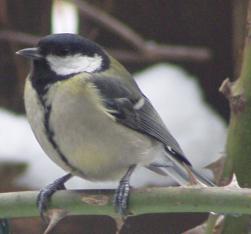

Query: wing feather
[92,75,191,165]
[90,75,215,186]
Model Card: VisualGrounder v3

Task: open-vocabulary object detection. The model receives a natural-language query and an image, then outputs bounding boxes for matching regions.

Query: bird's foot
[37,173,72,222]
[113,165,136,216]
[114,179,130,215]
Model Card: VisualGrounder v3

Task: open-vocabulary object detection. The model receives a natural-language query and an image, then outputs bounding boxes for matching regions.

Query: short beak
[16,47,42,60]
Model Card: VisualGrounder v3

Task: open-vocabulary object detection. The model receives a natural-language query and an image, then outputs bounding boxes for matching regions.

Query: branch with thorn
[0,176,247,234]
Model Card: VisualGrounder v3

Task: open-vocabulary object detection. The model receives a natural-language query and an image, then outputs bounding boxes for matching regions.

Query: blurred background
[0,0,246,233]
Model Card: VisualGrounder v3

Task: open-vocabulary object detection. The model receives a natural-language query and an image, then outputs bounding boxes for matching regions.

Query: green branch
[218,1,251,233]
[0,187,251,219]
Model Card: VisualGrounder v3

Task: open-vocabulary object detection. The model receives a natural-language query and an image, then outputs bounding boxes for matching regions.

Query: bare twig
[109,45,211,63]
[0,30,39,45]
[0,0,8,26]
[0,29,211,63]
[71,0,212,62]
[0,1,212,63]
[71,0,146,51]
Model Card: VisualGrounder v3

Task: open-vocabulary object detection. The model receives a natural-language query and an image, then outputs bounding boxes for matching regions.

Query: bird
[16,33,214,218]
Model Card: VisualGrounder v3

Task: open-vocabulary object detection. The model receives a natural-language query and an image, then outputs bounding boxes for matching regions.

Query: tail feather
[148,152,215,187]
[165,149,215,187]
[160,164,190,186]
[189,167,215,186]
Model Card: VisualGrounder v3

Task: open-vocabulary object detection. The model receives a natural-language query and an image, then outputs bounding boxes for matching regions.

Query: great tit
[16,33,214,216]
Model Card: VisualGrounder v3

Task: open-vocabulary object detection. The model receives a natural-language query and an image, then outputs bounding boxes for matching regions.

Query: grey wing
[92,75,214,186]
[92,75,191,165]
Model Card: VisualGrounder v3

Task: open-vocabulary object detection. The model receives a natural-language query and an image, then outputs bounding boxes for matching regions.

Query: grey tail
[165,148,215,187]
[147,162,191,186]
[189,167,215,186]
[148,153,215,187]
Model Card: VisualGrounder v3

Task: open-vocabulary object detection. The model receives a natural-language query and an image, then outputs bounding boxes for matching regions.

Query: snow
[0,64,226,189]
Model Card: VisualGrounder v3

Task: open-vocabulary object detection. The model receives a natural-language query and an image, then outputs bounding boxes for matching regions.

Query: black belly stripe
[38,93,85,177]
[30,62,86,176]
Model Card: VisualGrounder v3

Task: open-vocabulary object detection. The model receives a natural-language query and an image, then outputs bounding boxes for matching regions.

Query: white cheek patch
[46,53,102,76]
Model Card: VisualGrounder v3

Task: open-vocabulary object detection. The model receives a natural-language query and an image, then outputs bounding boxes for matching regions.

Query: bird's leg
[37,173,72,222]
[114,165,136,215]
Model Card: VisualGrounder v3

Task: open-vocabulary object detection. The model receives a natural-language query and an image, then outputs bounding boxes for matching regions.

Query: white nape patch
[46,53,102,76]
[133,97,145,110]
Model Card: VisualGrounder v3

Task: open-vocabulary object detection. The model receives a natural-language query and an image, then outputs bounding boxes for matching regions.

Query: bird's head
[16,33,110,76]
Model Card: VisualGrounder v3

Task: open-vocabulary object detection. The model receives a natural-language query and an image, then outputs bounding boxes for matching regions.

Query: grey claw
[36,173,72,222]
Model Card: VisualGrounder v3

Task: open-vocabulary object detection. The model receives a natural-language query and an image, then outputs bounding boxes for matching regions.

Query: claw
[43,208,68,234]
[37,173,72,222]
[114,216,126,234]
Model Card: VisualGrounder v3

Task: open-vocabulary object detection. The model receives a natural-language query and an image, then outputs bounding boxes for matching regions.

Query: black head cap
[39,34,101,55]
[38,33,110,71]
[19,34,111,96]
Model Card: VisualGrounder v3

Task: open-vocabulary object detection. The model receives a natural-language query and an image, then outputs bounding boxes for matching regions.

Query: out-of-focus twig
[71,0,212,62]
[0,0,212,63]
[71,0,146,51]
[0,29,211,63]
[109,45,211,63]
[0,0,8,26]
[0,30,39,45]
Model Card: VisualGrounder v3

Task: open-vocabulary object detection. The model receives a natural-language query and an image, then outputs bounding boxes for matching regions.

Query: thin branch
[110,45,211,63]
[72,0,212,62]
[71,0,146,51]
[0,30,39,45]
[0,2,212,63]
[0,30,211,63]
[1,187,251,219]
